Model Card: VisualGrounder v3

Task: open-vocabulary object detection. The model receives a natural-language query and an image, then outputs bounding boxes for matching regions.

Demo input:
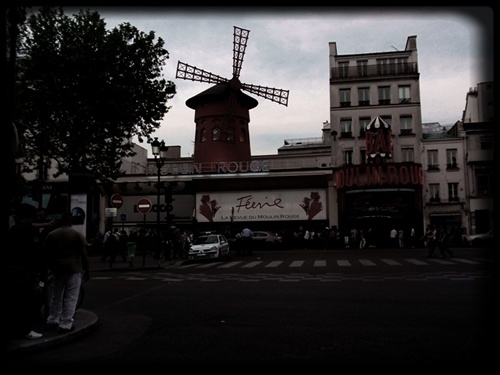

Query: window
[401,147,414,162]
[480,135,493,150]
[212,126,221,141]
[239,128,247,142]
[339,88,351,107]
[201,128,207,142]
[338,61,349,78]
[360,149,367,164]
[398,85,411,103]
[377,57,409,74]
[476,171,493,196]
[222,126,234,142]
[378,86,390,105]
[358,87,370,106]
[400,115,413,134]
[427,150,439,170]
[429,183,440,202]
[448,183,459,202]
[359,117,370,137]
[446,149,458,169]
[377,59,391,75]
[340,119,352,137]
[381,115,392,126]
[357,60,368,76]
[343,149,353,165]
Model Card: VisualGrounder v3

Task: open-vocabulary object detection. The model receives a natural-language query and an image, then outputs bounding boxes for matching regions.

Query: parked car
[188,234,231,260]
[251,231,283,249]
[464,228,494,247]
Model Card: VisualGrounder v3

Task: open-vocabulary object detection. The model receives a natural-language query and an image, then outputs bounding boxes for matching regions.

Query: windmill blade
[232,26,250,79]
[176,61,228,85]
[242,83,289,106]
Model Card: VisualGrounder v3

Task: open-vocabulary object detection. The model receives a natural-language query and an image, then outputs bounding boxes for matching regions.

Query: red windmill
[176,26,289,169]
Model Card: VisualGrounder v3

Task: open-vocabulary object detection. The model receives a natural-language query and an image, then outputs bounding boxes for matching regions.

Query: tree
[15,7,176,185]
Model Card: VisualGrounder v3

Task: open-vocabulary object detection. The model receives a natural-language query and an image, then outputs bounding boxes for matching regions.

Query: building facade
[327,35,424,244]
[460,82,494,235]
[17,37,493,247]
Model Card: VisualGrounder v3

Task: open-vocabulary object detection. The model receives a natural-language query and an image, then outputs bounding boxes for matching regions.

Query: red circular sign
[137,198,152,214]
[110,193,123,209]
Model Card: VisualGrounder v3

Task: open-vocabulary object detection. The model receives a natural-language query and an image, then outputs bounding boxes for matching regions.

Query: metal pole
[151,137,167,267]
[142,214,146,266]
[156,160,161,265]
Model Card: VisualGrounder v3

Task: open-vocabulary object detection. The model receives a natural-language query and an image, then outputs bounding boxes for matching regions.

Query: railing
[331,62,418,80]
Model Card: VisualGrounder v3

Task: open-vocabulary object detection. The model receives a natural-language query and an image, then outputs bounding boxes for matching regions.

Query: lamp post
[151,137,168,264]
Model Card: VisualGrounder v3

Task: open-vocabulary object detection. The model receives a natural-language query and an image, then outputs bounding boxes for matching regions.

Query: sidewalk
[5,254,176,356]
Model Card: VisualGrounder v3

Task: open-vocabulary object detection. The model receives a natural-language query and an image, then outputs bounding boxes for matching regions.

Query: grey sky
[75,6,493,156]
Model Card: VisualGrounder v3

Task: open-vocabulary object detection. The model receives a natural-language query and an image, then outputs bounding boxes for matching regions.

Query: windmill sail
[176,26,289,107]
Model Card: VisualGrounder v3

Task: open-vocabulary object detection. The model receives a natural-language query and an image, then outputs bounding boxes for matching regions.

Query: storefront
[335,162,424,247]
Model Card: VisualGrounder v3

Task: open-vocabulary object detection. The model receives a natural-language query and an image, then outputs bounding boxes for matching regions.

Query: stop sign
[137,198,152,214]
[110,193,123,209]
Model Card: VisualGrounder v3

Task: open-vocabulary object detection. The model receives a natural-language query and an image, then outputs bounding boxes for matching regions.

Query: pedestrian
[423,225,438,258]
[437,225,454,258]
[409,227,416,248]
[390,228,398,248]
[359,229,366,249]
[43,212,90,333]
[241,227,254,255]
[101,227,119,263]
[398,228,405,248]
[127,229,138,267]
[349,227,358,249]
[117,229,129,262]
[343,229,350,249]
[7,204,47,340]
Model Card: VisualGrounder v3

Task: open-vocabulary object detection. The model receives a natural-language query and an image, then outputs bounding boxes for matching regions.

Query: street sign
[120,213,127,222]
[105,208,117,217]
[110,193,123,209]
[137,198,152,214]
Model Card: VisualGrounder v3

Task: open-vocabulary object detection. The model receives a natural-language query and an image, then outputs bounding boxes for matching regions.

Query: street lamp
[151,137,168,265]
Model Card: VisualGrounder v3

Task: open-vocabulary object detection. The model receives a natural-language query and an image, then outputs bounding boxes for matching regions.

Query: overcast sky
[79,6,493,157]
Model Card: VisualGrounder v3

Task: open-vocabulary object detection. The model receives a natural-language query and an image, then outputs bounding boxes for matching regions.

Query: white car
[188,234,231,260]
[465,229,494,247]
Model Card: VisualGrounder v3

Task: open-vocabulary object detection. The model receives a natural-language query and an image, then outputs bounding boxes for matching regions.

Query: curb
[6,309,99,355]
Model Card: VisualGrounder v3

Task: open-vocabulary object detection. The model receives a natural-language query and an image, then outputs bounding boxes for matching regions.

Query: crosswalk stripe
[381,259,402,265]
[337,260,351,266]
[178,262,200,269]
[242,261,263,268]
[428,258,455,265]
[314,260,327,267]
[265,261,283,268]
[157,257,487,270]
[405,259,429,265]
[359,259,376,266]
[197,261,223,268]
[452,258,481,264]
[218,261,242,268]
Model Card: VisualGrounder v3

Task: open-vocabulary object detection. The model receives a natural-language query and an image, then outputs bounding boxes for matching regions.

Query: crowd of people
[90,225,194,266]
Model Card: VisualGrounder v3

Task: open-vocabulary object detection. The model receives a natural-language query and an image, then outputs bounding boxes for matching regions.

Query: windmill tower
[176,26,289,170]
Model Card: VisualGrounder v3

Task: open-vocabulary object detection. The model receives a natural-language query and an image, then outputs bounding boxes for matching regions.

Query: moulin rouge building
[94,34,428,245]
